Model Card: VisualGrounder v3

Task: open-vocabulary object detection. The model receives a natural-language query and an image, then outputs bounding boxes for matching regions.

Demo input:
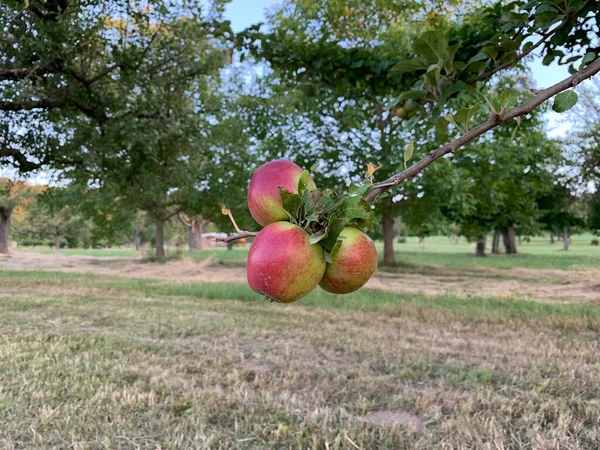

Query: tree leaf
[453,104,481,131]
[279,187,302,219]
[318,215,346,251]
[413,30,448,62]
[552,90,578,113]
[389,57,430,75]
[297,169,310,193]
[580,52,596,70]
[404,141,415,170]
[394,89,428,103]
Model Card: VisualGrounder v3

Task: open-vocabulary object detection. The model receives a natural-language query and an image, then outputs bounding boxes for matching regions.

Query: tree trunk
[550,232,554,244]
[518,234,522,245]
[503,226,517,254]
[381,209,396,265]
[134,231,141,250]
[227,241,234,251]
[189,219,205,251]
[492,230,500,254]
[418,237,425,248]
[563,227,570,251]
[155,216,166,260]
[55,232,60,250]
[0,209,11,254]
[475,235,487,257]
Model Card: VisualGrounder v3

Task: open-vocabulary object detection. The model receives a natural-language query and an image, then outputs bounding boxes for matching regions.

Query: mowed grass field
[17,233,600,270]
[2,236,599,448]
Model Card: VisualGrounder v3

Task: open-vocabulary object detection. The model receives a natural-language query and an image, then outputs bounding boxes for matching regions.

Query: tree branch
[215,232,258,243]
[177,212,191,228]
[365,57,600,202]
[0,97,63,111]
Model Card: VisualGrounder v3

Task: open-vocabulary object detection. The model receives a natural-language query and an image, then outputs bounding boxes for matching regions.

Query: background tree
[0,178,35,253]
[237,0,599,261]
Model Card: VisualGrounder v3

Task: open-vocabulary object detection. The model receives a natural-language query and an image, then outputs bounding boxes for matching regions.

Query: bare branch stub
[364,57,600,203]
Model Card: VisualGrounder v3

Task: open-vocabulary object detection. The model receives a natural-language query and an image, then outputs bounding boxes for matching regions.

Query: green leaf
[552,90,578,113]
[328,240,343,263]
[279,187,302,220]
[349,183,371,197]
[480,46,499,60]
[298,169,310,193]
[412,30,448,62]
[580,52,596,70]
[453,104,481,131]
[404,141,415,170]
[394,89,428,103]
[511,116,523,141]
[389,57,430,75]
[309,162,319,172]
[444,80,469,99]
[467,53,488,65]
[535,2,558,14]
[435,116,450,140]
[318,215,346,251]
[500,11,528,24]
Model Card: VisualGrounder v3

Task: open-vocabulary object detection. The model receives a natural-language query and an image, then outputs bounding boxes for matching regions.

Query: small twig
[219,204,259,242]
[221,204,245,234]
[215,232,258,243]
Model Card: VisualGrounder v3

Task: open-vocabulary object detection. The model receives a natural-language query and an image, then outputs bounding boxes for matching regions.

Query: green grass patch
[2,269,599,330]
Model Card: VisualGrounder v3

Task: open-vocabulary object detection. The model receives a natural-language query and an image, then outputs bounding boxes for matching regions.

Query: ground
[0,236,599,449]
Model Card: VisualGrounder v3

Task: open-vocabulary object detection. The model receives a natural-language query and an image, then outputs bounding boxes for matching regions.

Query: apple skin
[247,221,326,303]
[319,227,377,294]
[248,159,316,227]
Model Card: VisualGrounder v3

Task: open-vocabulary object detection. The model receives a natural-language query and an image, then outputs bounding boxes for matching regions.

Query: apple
[248,159,316,227]
[319,227,377,294]
[247,221,326,303]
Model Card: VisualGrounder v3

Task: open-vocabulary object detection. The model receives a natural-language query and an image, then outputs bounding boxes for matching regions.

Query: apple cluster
[246,160,378,303]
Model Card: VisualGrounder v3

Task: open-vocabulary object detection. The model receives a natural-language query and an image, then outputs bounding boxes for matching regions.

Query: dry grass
[0,271,599,449]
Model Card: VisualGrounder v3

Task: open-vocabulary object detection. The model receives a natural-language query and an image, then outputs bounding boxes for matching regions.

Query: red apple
[319,227,377,294]
[247,221,326,303]
[248,159,316,227]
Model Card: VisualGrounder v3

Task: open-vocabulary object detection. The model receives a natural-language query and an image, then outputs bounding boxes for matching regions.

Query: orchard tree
[538,184,587,251]
[237,0,599,263]
[434,81,562,256]
[0,0,231,171]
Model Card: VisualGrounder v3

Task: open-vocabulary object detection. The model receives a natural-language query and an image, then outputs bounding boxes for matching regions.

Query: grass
[16,234,600,271]
[1,269,600,448]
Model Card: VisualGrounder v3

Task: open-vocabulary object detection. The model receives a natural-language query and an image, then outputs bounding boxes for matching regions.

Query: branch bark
[364,57,600,202]
[0,97,63,111]
[215,232,258,243]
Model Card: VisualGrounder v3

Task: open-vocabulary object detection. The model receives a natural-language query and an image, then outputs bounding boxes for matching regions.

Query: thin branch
[177,212,191,228]
[365,57,600,202]
[0,97,63,111]
[215,232,258,243]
